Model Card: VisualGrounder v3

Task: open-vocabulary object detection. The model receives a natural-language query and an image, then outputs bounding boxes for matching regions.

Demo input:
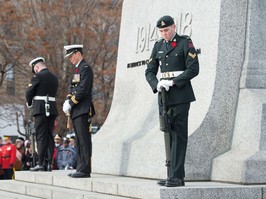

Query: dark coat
[26,68,59,116]
[145,34,199,106]
[67,59,94,119]
[56,146,77,169]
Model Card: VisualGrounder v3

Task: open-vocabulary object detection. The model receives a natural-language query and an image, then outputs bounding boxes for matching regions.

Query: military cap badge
[156,15,174,28]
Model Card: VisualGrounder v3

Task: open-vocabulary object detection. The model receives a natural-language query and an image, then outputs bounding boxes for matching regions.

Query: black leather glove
[9,164,13,168]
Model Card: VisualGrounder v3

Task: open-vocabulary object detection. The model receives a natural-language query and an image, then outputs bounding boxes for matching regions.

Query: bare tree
[0,0,123,135]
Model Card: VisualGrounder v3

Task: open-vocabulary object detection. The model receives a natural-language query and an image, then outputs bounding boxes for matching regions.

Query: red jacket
[0,144,17,169]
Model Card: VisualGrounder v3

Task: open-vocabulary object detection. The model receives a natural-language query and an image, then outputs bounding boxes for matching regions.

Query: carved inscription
[128,13,193,68]
[135,13,193,54]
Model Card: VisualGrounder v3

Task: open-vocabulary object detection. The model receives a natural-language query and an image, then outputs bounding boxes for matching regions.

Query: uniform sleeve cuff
[70,95,79,105]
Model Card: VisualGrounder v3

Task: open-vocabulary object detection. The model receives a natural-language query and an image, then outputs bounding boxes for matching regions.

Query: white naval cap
[64,44,83,58]
[29,57,45,73]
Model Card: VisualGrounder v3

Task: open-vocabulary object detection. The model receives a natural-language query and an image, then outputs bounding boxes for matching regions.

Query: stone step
[15,170,160,198]
[0,179,130,199]
[8,170,266,199]
[0,189,42,199]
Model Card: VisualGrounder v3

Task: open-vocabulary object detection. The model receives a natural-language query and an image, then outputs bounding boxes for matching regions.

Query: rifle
[28,117,37,167]
[16,111,37,167]
[159,88,171,178]
[66,112,71,133]
[26,109,37,167]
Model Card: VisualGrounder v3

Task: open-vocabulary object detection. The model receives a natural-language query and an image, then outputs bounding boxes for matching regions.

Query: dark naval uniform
[26,62,58,171]
[145,16,199,186]
[66,59,94,175]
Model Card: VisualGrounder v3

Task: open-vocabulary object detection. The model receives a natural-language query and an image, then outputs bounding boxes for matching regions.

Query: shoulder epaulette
[180,35,191,40]
[155,38,163,43]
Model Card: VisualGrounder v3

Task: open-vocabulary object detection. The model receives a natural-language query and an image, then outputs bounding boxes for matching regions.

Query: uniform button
[166,63,168,66]
[166,55,168,57]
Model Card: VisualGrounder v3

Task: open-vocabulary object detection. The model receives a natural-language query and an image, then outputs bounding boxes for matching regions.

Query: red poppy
[188,41,194,48]
[171,41,177,48]
[75,68,79,73]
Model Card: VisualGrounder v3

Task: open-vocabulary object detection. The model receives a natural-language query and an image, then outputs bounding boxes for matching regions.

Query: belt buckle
[166,72,170,78]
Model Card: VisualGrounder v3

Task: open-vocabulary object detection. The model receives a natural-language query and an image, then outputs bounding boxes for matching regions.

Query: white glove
[157,80,174,92]
[157,81,164,92]
[63,100,71,114]
[26,102,33,109]
[161,80,174,88]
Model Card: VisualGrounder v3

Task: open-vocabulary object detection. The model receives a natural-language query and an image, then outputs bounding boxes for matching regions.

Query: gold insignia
[161,20,165,26]
[188,52,196,59]
[28,83,32,87]
[67,94,72,98]
[71,95,79,104]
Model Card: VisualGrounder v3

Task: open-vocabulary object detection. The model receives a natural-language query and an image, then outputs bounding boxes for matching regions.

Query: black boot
[47,163,52,172]
[165,178,183,187]
[30,165,45,172]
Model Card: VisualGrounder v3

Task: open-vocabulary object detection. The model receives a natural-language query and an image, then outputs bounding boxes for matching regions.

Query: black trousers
[3,169,14,179]
[72,114,92,174]
[159,103,190,179]
[34,114,56,166]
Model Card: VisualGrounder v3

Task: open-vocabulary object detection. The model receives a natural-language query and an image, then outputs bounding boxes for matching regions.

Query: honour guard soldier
[145,15,199,187]
[0,136,16,179]
[63,44,94,178]
[26,57,59,172]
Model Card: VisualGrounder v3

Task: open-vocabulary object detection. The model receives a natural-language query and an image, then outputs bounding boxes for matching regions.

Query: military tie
[166,42,169,50]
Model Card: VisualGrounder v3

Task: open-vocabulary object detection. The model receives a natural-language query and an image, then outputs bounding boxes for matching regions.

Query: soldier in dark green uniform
[145,15,199,187]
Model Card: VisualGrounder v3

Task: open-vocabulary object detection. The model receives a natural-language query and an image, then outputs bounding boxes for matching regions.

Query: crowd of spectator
[0,133,77,180]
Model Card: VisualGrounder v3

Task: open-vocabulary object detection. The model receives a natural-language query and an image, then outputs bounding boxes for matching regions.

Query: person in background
[0,136,3,147]
[26,57,59,172]
[52,134,62,170]
[145,15,199,187]
[0,136,16,179]
[22,140,33,170]
[54,134,62,150]
[56,138,77,170]
[0,136,3,179]
[16,137,25,150]
[14,138,25,171]
[69,136,76,148]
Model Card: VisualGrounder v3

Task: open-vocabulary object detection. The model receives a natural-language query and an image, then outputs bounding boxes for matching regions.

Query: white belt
[160,71,183,78]
[33,96,56,101]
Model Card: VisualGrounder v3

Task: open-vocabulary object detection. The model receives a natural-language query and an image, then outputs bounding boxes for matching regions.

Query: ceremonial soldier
[63,44,94,178]
[26,57,59,172]
[0,136,16,179]
[145,15,199,187]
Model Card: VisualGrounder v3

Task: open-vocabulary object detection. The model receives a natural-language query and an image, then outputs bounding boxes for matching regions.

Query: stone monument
[92,0,266,184]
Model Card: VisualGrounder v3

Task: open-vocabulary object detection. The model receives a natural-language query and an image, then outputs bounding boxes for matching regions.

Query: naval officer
[26,57,59,172]
[63,44,94,178]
